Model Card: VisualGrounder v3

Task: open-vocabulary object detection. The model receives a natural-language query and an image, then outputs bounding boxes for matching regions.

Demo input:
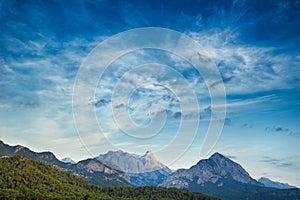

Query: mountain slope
[0,140,130,186]
[97,150,171,186]
[0,140,62,166]
[74,158,130,186]
[161,152,300,200]
[97,150,170,173]
[0,155,219,200]
[259,177,297,189]
[161,152,261,189]
[0,155,110,199]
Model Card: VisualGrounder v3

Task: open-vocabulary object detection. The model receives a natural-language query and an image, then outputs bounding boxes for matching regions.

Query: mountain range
[1,139,300,199]
[161,152,300,200]
[0,140,130,186]
[0,155,216,199]
[161,152,262,188]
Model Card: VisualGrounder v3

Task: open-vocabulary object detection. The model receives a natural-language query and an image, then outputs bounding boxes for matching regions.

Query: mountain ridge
[2,140,300,199]
[161,152,300,200]
[96,150,172,186]
[259,177,297,189]
[0,155,218,200]
[96,150,170,173]
[0,140,130,186]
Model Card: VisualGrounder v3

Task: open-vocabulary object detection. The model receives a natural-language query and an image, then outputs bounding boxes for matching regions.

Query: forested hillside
[0,156,219,200]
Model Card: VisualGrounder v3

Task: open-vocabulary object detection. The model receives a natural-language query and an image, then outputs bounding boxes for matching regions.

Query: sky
[0,0,300,187]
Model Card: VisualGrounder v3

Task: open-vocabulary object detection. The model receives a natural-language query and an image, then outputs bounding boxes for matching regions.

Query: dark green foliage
[97,186,219,200]
[0,140,130,186]
[0,156,218,200]
[0,156,110,199]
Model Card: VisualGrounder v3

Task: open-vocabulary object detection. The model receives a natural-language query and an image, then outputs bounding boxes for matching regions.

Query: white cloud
[186,29,300,94]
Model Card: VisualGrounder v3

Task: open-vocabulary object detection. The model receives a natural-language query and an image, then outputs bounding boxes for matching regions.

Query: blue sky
[0,0,300,186]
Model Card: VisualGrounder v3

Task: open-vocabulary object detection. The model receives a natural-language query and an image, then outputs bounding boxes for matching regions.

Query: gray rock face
[77,158,117,174]
[75,158,130,183]
[259,177,297,189]
[97,150,171,186]
[161,152,261,188]
[97,150,170,174]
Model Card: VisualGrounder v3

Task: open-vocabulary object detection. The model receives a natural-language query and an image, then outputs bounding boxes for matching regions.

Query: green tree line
[0,156,219,200]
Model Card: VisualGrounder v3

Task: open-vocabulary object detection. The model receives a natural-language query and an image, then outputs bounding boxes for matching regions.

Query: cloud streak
[260,156,294,168]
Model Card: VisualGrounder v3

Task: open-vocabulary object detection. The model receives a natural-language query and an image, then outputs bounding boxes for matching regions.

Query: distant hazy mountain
[161,152,300,200]
[61,157,76,164]
[97,150,171,186]
[259,177,297,189]
[0,140,130,186]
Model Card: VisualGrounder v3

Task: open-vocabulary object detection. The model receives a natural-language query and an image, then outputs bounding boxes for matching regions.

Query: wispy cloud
[260,156,294,168]
[265,126,300,136]
[226,155,237,160]
[187,28,300,95]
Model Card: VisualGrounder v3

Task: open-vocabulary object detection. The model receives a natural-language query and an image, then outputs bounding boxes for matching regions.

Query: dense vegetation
[0,156,219,199]
[0,140,130,186]
[97,186,219,200]
[0,156,109,199]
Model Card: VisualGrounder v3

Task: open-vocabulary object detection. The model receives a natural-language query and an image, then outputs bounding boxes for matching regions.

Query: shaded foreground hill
[0,155,219,200]
[0,140,130,186]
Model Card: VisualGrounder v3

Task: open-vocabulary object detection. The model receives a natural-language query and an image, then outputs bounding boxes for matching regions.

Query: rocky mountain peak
[210,152,225,160]
[114,150,124,154]
[161,152,262,190]
[202,152,261,185]
[97,150,170,174]
[143,151,156,161]
[207,152,240,169]
[144,150,153,156]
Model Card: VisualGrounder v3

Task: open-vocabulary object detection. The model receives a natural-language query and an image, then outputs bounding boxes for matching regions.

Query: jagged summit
[210,152,225,159]
[143,151,156,160]
[208,152,238,166]
[110,150,124,154]
[162,152,262,190]
[195,152,229,166]
[96,150,171,186]
[96,150,170,174]
[144,150,153,156]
